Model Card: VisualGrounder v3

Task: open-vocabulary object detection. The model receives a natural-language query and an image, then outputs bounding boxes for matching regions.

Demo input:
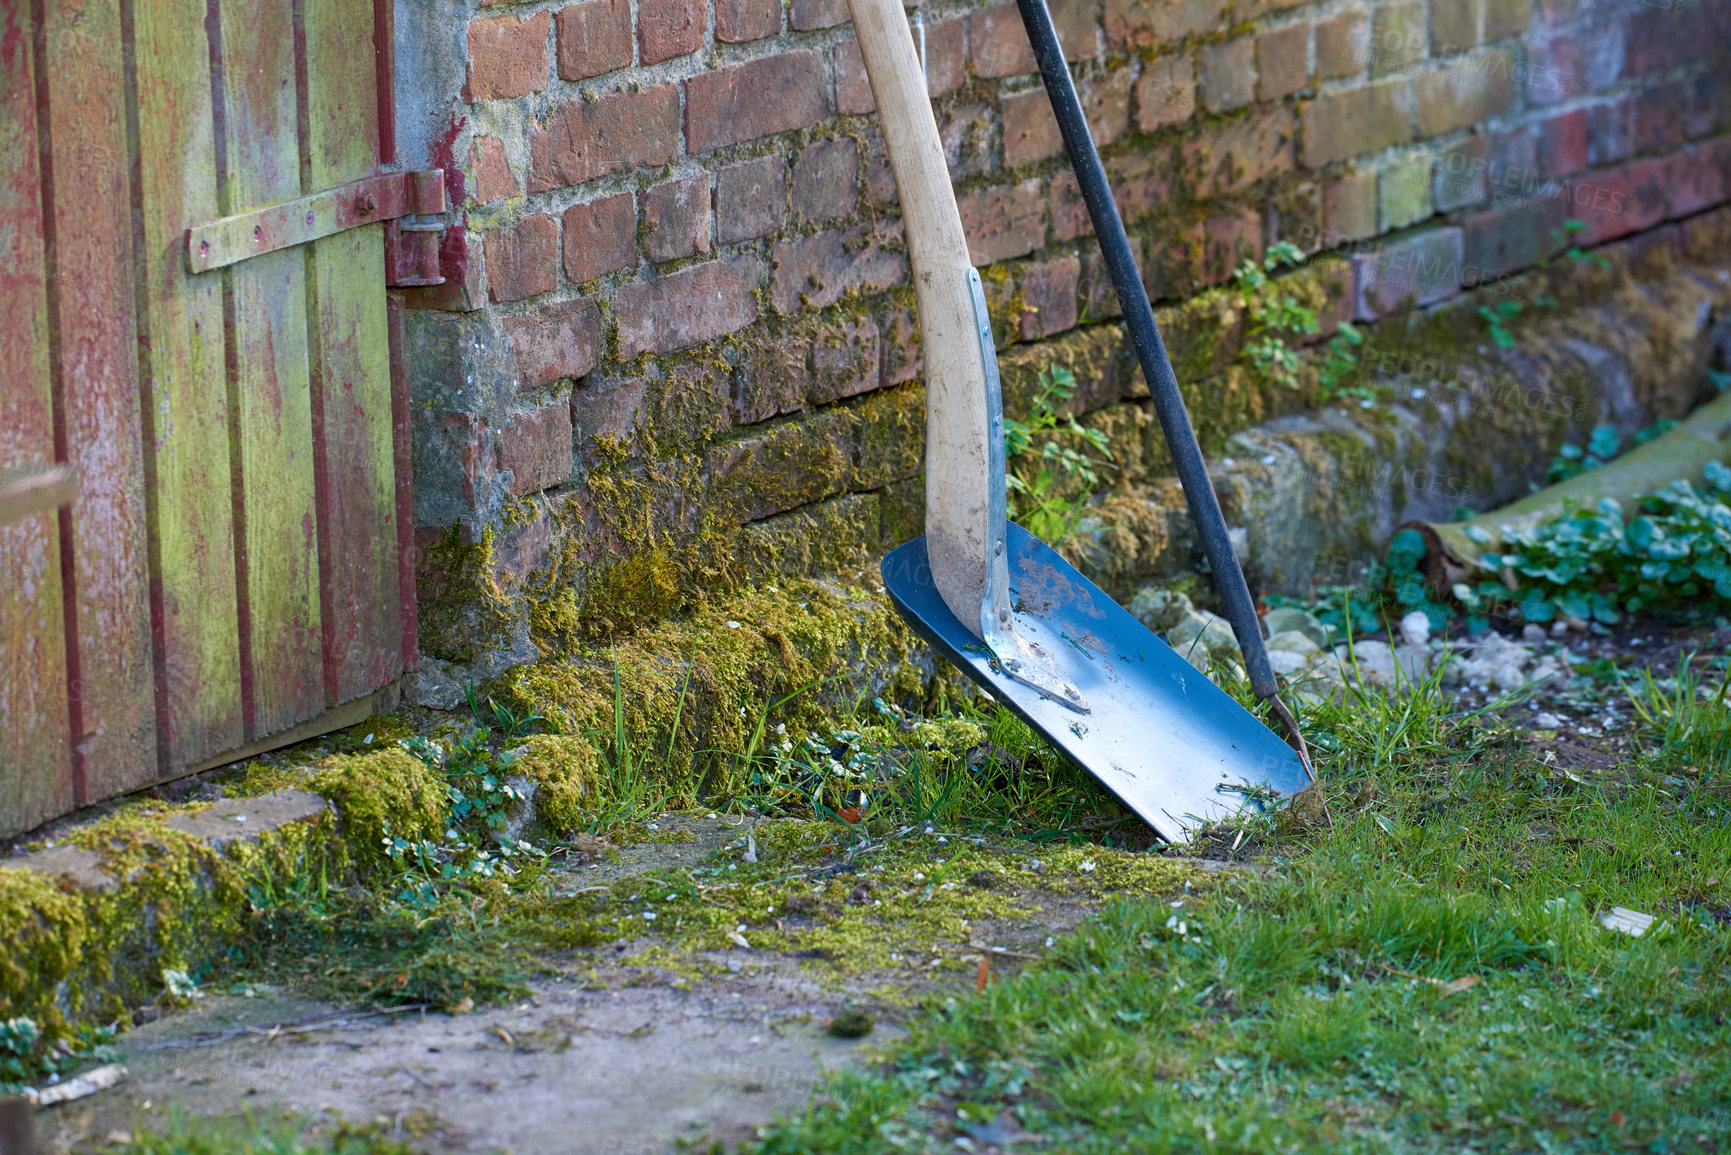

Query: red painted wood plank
[304,0,402,703]
[42,0,156,803]
[0,0,73,836]
[216,0,323,738]
[130,0,244,772]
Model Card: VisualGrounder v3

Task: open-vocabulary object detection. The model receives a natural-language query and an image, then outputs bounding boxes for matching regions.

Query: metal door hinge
[184,169,448,275]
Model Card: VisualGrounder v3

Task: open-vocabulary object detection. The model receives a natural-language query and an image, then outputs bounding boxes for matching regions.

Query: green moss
[309,749,449,879]
[416,526,519,664]
[514,735,607,834]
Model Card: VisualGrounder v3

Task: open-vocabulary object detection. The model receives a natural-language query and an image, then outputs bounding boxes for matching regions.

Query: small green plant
[0,1016,120,1094]
[1478,298,1524,349]
[1003,364,1115,546]
[1235,242,1318,391]
[1317,321,1367,402]
[1552,218,1613,271]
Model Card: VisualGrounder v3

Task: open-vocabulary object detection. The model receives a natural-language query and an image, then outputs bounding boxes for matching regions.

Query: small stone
[1493,663,1526,691]
[1265,629,1320,656]
[1169,610,1240,658]
[1333,639,1398,686]
[1129,586,1195,631]
[1399,610,1431,648]
[1551,620,1570,636]
[1522,624,1547,642]
[1262,606,1328,648]
[1534,711,1563,729]
[1267,649,1311,676]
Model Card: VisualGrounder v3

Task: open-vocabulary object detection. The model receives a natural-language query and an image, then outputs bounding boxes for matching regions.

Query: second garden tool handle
[847,0,993,637]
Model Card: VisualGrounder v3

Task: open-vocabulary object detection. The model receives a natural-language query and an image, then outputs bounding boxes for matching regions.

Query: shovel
[848,0,1313,841]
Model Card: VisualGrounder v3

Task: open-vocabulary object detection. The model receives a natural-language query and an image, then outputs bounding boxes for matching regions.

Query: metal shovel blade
[882,524,1311,843]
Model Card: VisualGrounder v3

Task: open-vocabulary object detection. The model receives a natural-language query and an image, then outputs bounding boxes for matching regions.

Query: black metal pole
[1013,0,1280,703]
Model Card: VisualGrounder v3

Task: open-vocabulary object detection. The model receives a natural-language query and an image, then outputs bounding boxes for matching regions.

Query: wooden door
[0,0,424,837]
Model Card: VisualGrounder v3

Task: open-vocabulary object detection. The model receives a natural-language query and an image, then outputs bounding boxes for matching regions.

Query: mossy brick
[1201,38,1256,113]
[416,526,522,662]
[615,256,762,357]
[1314,11,1368,80]
[1137,55,1195,132]
[465,10,550,102]
[1379,152,1434,231]
[1324,168,1380,242]
[1204,208,1263,285]
[737,493,882,581]
[498,400,574,496]
[735,336,808,424]
[808,314,881,404]
[502,298,603,392]
[1256,24,1310,103]
[769,225,906,315]
[1430,0,1482,55]
[1661,137,1731,220]
[716,156,787,245]
[555,0,633,80]
[1183,108,1295,196]
[640,174,713,264]
[1301,79,1414,168]
[1104,0,1227,51]
[707,410,855,523]
[1415,49,1517,136]
[1267,179,1324,253]
[1106,145,1177,219]
[1370,3,1427,77]
[528,84,680,192]
[1351,226,1464,318]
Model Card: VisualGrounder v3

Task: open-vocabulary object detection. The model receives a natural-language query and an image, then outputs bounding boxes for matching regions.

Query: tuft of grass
[99,1110,413,1154]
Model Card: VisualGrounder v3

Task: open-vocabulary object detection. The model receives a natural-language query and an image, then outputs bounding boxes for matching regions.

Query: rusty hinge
[184,170,447,275]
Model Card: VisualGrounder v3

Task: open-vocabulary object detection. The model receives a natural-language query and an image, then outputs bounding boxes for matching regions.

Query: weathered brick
[638,0,702,64]
[1665,138,1731,219]
[466,11,550,102]
[1301,79,1413,167]
[555,0,632,80]
[1107,145,1176,217]
[1461,191,1567,277]
[1566,158,1668,245]
[528,85,680,192]
[470,136,519,205]
[1183,108,1295,196]
[615,256,764,357]
[808,315,882,404]
[834,38,875,116]
[958,179,1047,264]
[716,0,779,42]
[1078,247,1125,317]
[1351,226,1463,319]
[735,338,807,425]
[641,174,712,263]
[1324,168,1379,242]
[1105,0,1227,51]
[1625,3,1714,75]
[1434,135,1488,210]
[1430,0,1480,54]
[1370,3,1426,76]
[1314,11,1368,79]
[716,156,787,244]
[1003,88,1064,166]
[498,401,573,495]
[879,308,923,385]
[1481,0,1529,39]
[1256,25,1309,103]
[707,410,853,522]
[1525,26,1623,107]
[1632,80,1690,155]
[923,17,968,96]
[969,3,1035,77]
[571,375,649,448]
[1203,209,1261,285]
[686,51,829,154]
[790,0,848,31]
[502,298,604,390]
[484,214,558,303]
[1268,179,1324,253]
[1085,70,1133,147]
[1146,223,1202,301]
[768,226,906,314]
[562,193,637,283]
[865,145,898,205]
[1137,55,1194,131]
[792,139,858,223]
[1201,38,1256,113]
[1415,50,1516,136]
[1019,256,1081,339]
[1534,108,1589,177]
[1587,98,1634,166]
[1050,170,1092,240]
[1378,152,1432,230]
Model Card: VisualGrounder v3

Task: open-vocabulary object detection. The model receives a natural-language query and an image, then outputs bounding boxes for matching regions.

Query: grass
[101,1110,413,1154]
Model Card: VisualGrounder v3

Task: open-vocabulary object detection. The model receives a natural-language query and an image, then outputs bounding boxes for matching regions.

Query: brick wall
[394,0,1731,665]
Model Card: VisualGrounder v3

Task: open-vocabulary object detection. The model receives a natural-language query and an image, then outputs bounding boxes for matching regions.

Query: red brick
[1324,168,1378,242]
[865,146,897,206]
[1665,138,1731,220]
[969,3,1036,77]
[922,18,968,96]
[1434,135,1488,211]
[641,174,712,263]
[498,401,574,495]
[1144,224,1201,300]
[1369,3,1425,77]
[470,136,519,205]
[686,51,829,154]
[792,139,858,223]
[466,11,550,102]
[1314,12,1368,80]
[1019,256,1081,340]
[562,193,637,284]
[879,308,923,385]
[833,38,874,116]
[809,315,882,403]
[1534,109,1589,178]
[790,0,848,29]
[555,0,632,80]
[1105,0,1226,52]
[1201,38,1256,113]
[1301,79,1413,168]
[1085,69,1133,148]
[1587,98,1635,167]
[1625,3,1715,76]
[1107,145,1176,218]
[1268,179,1323,253]
[639,0,703,64]
[1482,0,1527,39]
[1256,25,1309,103]
[502,298,605,390]
[1203,209,1261,286]
[615,256,764,357]
[1183,108,1295,196]
[1566,159,1669,245]
[1350,227,1463,319]
[528,85,680,192]
[484,214,558,303]
[735,339,807,424]
[1137,55,1194,131]
[716,155,787,244]
[1415,50,1516,137]
[1078,247,1123,317]
[958,179,1047,265]
[716,0,779,42]
[571,375,649,447]
[1430,0,1480,55]
[768,225,905,314]
[1633,81,1689,155]
[1461,192,1568,278]
[1003,89,1064,167]
[1050,170,1092,240]
[1525,27,1623,107]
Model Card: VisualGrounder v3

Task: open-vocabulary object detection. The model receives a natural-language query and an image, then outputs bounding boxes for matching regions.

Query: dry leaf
[1436,975,1481,995]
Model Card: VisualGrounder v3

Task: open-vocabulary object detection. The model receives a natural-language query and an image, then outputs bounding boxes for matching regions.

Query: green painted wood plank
[132,0,243,771]
[218,0,323,738]
[303,0,402,702]
[0,0,74,836]
[44,0,157,802]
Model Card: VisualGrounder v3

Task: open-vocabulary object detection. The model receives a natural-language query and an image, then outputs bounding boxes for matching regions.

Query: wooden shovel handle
[847,0,991,636]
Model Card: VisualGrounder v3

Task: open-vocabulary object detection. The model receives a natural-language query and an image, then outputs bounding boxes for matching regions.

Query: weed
[1234,242,1319,391]
[102,1110,413,1154]
[1478,298,1525,350]
[1003,364,1116,547]
[0,1015,119,1093]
